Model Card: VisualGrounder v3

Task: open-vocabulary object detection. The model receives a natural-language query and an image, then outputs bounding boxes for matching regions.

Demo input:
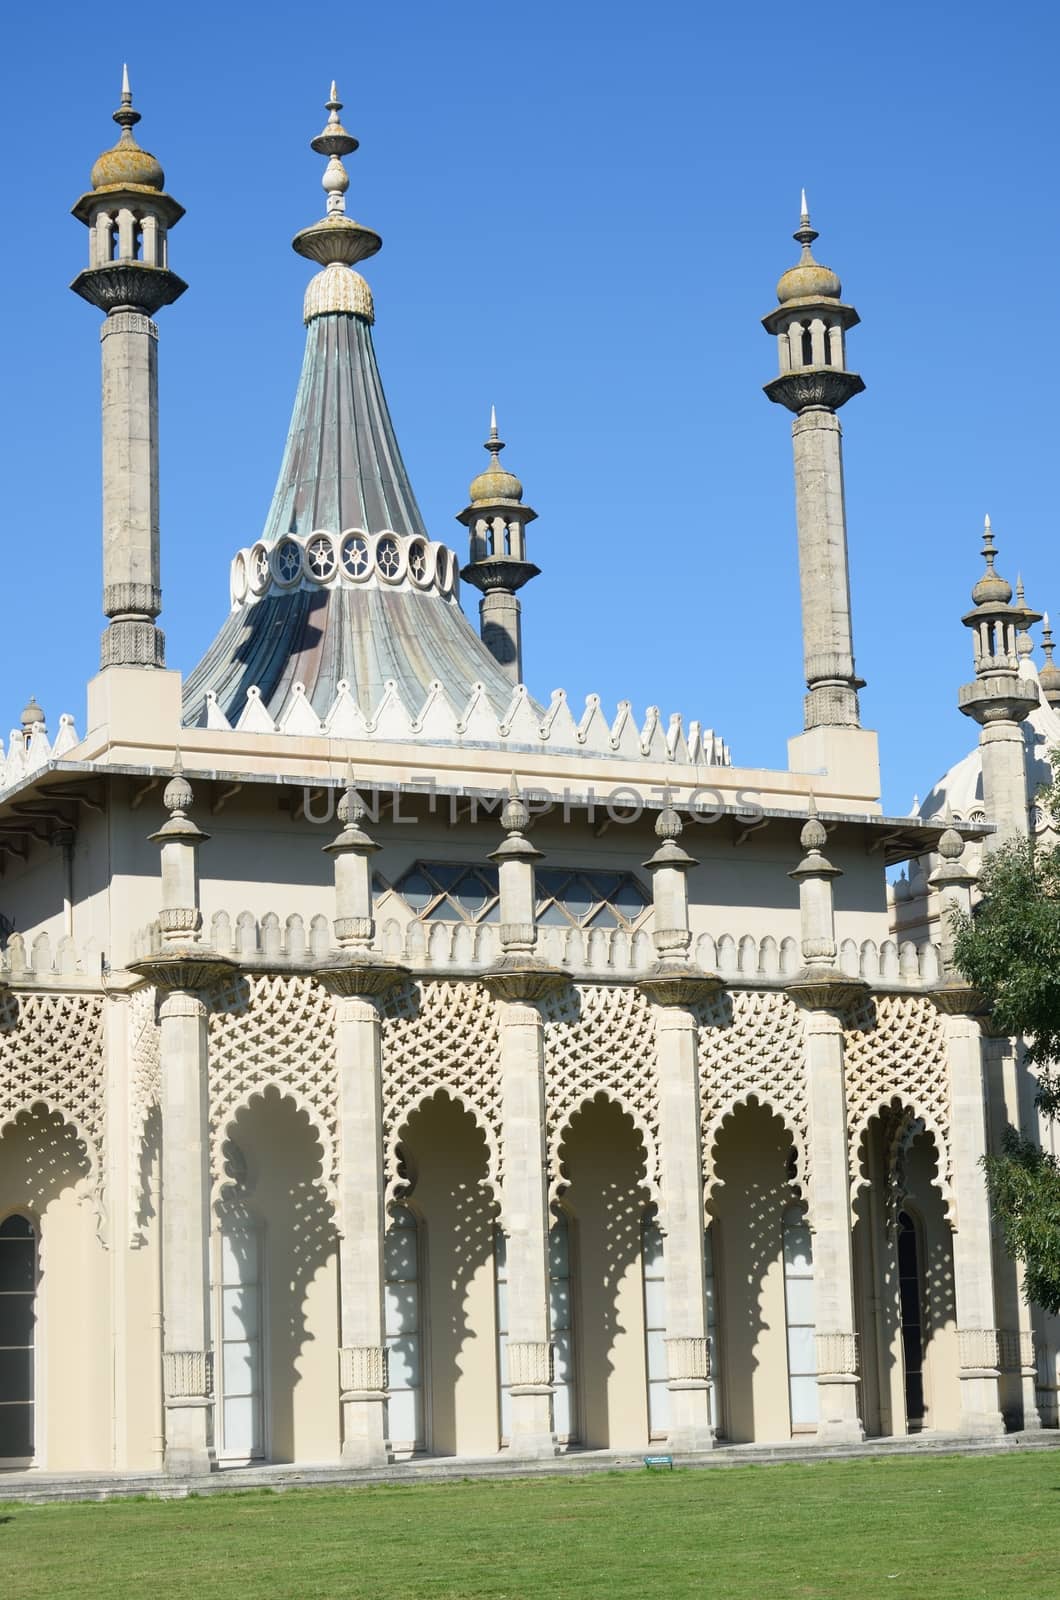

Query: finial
[655,805,683,842]
[938,803,966,863]
[800,793,828,853]
[971,513,1013,606]
[486,406,504,461]
[113,62,140,133]
[309,82,359,218]
[500,774,530,834]
[19,696,45,734]
[1044,611,1055,657]
[163,749,193,816]
[794,189,818,257]
[337,762,366,826]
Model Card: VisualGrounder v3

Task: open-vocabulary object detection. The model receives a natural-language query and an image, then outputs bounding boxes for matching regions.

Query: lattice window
[208,975,339,1213]
[380,980,502,1207]
[844,994,952,1219]
[0,993,106,1227]
[697,990,808,1213]
[541,984,659,1209]
[389,863,650,932]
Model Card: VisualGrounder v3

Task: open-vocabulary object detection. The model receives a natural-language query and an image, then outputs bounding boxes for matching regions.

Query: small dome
[470,461,523,506]
[971,569,1013,605]
[469,411,523,506]
[91,133,164,193]
[20,696,45,729]
[777,260,842,304]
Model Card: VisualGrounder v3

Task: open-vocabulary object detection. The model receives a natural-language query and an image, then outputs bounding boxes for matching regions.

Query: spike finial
[485,407,505,464]
[113,61,140,132]
[794,189,818,256]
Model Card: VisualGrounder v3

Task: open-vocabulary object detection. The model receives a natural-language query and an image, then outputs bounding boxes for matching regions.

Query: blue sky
[1,0,1057,814]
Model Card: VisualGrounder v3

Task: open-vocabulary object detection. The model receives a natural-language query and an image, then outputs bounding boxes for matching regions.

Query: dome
[469,412,523,505]
[90,133,164,193]
[776,260,842,304]
[971,566,1012,606]
[470,461,523,506]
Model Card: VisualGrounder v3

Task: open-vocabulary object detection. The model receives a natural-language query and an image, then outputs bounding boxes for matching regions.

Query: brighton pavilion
[0,73,1055,1481]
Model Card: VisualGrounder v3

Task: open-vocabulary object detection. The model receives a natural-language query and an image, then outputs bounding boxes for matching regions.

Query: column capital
[786,969,867,1016]
[958,1328,1001,1373]
[638,963,721,1009]
[815,1331,859,1377]
[339,1344,388,1397]
[507,1340,553,1393]
[163,1349,212,1407]
[481,955,568,1004]
[157,990,207,1022]
[665,1335,710,1383]
[316,950,409,998]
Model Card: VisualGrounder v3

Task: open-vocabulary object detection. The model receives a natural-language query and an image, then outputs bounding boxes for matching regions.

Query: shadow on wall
[710,1097,795,1445]
[221,1087,337,1464]
[853,1114,957,1438]
[399,1090,497,1457]
[559,1093,650,1451]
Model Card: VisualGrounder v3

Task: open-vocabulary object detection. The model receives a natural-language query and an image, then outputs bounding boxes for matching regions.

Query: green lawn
[1,1452,1057,1600]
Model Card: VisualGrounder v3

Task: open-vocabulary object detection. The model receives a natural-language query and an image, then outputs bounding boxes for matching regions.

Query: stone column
[940,1005,1005,1433]
[130,762,234,1473]
[157,985,213,1472]
[99,311,165,669]
[483,777,566,1457]
[478,588,523,683]
[315,770,407,1464]
[790,408,859,731]
[638,807,718,1452]
[787,802,864,1440]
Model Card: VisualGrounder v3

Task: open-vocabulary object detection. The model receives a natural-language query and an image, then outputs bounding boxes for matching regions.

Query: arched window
[783,1203,819,1433]
[216,1220,265,1461]
[642,1213,669,1440]
[897,1209,926,1430]
[385,1205,424,1453]
[0,1214,37,1462]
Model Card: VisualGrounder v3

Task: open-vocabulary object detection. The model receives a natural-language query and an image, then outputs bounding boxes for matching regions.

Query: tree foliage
[952,762,1060,1309]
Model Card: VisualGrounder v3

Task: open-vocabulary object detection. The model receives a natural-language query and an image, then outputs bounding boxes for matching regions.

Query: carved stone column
[316,770,408,1463]
[787,805,864,1441]
[638,807,718,1452]
[932,988,1004,1435]
[483,779,565,1457]
[130,762,234,1473]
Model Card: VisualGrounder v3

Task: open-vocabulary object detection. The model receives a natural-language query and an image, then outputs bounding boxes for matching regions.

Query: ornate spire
[458,408,541,683]
[1040,612,1060,708]
[293,83,381,275]
[971,515,1012,605]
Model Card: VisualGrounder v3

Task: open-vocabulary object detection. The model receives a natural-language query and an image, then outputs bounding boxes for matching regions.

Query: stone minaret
[458,410,540,683]
[763,199,865,731]
[72,69,186,671]
[958,517,1039,847]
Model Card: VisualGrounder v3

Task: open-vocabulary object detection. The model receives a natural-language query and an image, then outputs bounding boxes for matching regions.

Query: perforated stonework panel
[380,979,502,1207]
[0,992,106,1222]
[541,984,659,1209]
[208,974,339,1210]
[844,993,952,1215]
[697,990,808,1211]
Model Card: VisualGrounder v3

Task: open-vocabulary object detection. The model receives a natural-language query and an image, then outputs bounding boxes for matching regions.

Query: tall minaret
[457,410,540,683]
[958,517,1039,848]
[71,69,185,671]
[763,197,865,741]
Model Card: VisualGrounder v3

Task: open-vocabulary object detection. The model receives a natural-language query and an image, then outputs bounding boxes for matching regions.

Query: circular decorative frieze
[229,528,459,608]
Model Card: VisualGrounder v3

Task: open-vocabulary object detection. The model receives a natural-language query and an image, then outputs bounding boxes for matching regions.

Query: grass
[1,1452,1058,1600]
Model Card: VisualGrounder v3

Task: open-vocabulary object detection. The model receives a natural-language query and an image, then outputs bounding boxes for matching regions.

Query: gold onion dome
[776,193,842,304]
[90,66,164,192]
[469,410,523,505]
[971,516,1013,605]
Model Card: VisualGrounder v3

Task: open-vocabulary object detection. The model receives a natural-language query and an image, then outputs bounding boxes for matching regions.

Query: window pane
[549,1280,571,1332]
[0,1403,33,1457]
[643,1277,666,1330]
[789,1375,819,1427]
[222,1286,259,1340]
[783,1222,812,1272]
[222,1340,257,1396]
[221,1229,258,1283]
[648,1379,671,1433]
[646,1329,668,1382]
[387,1386,419,1446]
[787,1325,817,1376]
[0,1348,32,1403]
[494,1230,508,1275]
[549,1224,569,1277]
[496,1280,508,1334]
[498,1336,509,1388]
[562,878,595,919]
[386,1334,420,1390]
[223,1396,257,1455]
[384,1282,419,1336]
[613,879,649,920]
[553,1382,572,1439]
[552,1330,573,1384]
[0,1239,34,1293]
[384,1227,417,1280]
[642,1223,664,1276]
[785,1277,815,1326]
[0,1296,35,1347]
